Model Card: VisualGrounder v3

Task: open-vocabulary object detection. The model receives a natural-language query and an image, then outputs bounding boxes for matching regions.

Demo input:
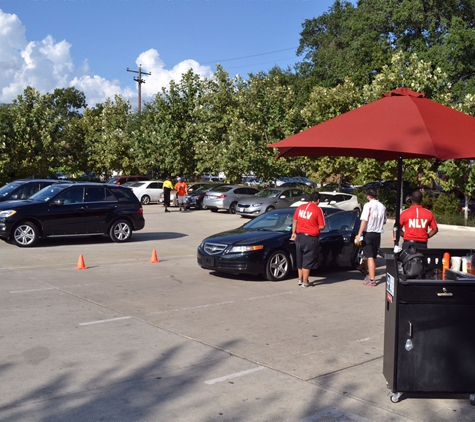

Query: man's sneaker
[301,282,311,288]
[298,279,303,285]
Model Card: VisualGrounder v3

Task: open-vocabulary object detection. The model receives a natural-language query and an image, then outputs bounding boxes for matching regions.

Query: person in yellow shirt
[163,176,174,213]
[174,176,188,211]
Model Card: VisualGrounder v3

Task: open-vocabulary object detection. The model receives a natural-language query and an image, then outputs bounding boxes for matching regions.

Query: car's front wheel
[228,202,238,214]
[265,206,275,213]
[13,221,39,247]
[141,195,151,205]
[265,250,291,281]
[109,220,132,243]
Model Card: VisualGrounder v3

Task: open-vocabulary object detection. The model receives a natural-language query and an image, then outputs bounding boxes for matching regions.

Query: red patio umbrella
[268,88,475,244]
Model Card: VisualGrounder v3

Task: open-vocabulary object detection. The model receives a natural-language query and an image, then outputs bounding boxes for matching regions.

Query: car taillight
[217,194,227,199]
[136,207,143,214]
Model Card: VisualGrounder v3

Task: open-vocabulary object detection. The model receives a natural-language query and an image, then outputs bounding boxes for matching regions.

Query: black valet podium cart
[383,248,475,404]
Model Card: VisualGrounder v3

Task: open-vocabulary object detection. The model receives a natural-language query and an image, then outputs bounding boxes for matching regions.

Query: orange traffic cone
[76,254,87,270]
[149,249,160,263]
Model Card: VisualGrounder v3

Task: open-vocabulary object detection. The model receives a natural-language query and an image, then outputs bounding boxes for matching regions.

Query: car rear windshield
[211,186,233,193]
[109,187,138,202]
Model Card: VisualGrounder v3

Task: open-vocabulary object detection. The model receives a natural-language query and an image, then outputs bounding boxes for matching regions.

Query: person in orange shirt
[174,176,188,211]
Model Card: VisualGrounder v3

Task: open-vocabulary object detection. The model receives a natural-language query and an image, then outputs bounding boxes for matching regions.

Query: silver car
[202,185,260,214]
[236,187,307,218]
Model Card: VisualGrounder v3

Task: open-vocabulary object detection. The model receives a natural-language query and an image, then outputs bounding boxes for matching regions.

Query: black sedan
[197,208,362,281]
[0,183,145,247]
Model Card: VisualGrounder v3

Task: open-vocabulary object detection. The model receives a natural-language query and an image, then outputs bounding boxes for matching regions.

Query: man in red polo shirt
[291,192,326,288]
[400,190,438,249]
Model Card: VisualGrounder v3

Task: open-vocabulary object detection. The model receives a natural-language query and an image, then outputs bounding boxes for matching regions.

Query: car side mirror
[329,200,337,205]
[280,195,286,199]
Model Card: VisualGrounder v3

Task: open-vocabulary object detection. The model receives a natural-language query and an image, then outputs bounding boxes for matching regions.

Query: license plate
[239,208,244,212]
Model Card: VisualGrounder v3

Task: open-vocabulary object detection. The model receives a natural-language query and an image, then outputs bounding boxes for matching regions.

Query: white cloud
[0,9,213,107]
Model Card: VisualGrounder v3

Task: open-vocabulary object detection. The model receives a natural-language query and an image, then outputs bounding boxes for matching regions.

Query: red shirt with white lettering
[293,202,325,237]
[400,205,438,242]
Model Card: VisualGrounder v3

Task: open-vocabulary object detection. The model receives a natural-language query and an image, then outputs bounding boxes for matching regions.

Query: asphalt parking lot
[1,205,475,421]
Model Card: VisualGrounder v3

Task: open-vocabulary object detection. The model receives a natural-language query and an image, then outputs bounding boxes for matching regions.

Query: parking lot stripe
[149,291,293,315]
[78,316,131,326]
[204,366,265,385]
[10,287,54,293]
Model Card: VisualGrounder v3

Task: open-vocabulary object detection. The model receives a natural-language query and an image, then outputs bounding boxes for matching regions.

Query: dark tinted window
[57,187,84,204]
[322,212,355,232]
[109,187,137,202]
[0,182,23,198]
[86,187,106,202]
[212,186,233,193]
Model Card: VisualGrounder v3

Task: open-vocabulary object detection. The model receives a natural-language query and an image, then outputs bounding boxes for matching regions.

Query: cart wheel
[388,391,402,403]
[470,394,475,406]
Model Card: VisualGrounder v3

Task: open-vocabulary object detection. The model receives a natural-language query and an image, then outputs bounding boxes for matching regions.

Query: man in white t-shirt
[356,188,387,286]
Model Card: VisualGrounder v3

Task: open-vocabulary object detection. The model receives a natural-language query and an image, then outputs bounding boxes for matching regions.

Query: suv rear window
[109,187,138,202]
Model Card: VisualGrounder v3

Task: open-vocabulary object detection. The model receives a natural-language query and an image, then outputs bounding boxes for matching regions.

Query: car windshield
[0,182,22,197]
[194,184,217,193]
[243,210,294,232]
[129,182,145,188]
[29,185,67,202]
[255,189,281,198]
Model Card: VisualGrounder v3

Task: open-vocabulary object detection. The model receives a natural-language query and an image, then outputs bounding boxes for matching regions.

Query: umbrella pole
[394,156,403,246]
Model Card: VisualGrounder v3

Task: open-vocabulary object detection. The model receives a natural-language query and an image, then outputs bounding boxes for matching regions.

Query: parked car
[321,182,354,194]
[0,183,145,247]
[128,180,164,205]
[202,185,260,214]
[185,183,227,210]
[107,175,150,185]
[55,172,70,180]
[279,181,311,188]
[158,189,178,207]
[291,191,362,216]
[197,208,362,281]
[235,187,307,218]
[292,177,317,188]
[0,179,70,202]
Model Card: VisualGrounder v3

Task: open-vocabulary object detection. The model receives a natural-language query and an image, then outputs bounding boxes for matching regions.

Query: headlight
[229,245,264,252]
[0,210,17,218]
[250,203,264,207]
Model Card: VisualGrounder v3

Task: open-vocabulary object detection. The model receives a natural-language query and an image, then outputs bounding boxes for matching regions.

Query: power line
[202,46,298,64]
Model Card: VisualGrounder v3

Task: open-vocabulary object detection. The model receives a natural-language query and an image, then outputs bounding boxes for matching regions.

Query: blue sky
[0,0,338,107]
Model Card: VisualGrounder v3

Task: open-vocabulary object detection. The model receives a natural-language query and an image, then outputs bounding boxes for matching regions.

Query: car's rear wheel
[109,220,132,243]
[210,208,218,213]
[141,195,151,205]
[265,206,275,213]
[265,250,291,281]
[13,221,39,247]
[228,202,238,214]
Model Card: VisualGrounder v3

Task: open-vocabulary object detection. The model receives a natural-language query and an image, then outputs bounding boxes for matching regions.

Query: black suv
[0,183,145,247]
[0,179,69,202]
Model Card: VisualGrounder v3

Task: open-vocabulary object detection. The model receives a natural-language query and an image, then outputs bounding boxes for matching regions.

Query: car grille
[204,242,227,255]
[237,204,250,208]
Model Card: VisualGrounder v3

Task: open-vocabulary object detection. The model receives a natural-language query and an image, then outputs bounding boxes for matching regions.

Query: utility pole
[127,64,151,113]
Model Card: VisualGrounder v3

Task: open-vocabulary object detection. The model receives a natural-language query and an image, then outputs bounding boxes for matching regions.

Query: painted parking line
[204,366,265,385]
[10,287,54,293]
[78,316,131,326]
[149,291,293,315]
